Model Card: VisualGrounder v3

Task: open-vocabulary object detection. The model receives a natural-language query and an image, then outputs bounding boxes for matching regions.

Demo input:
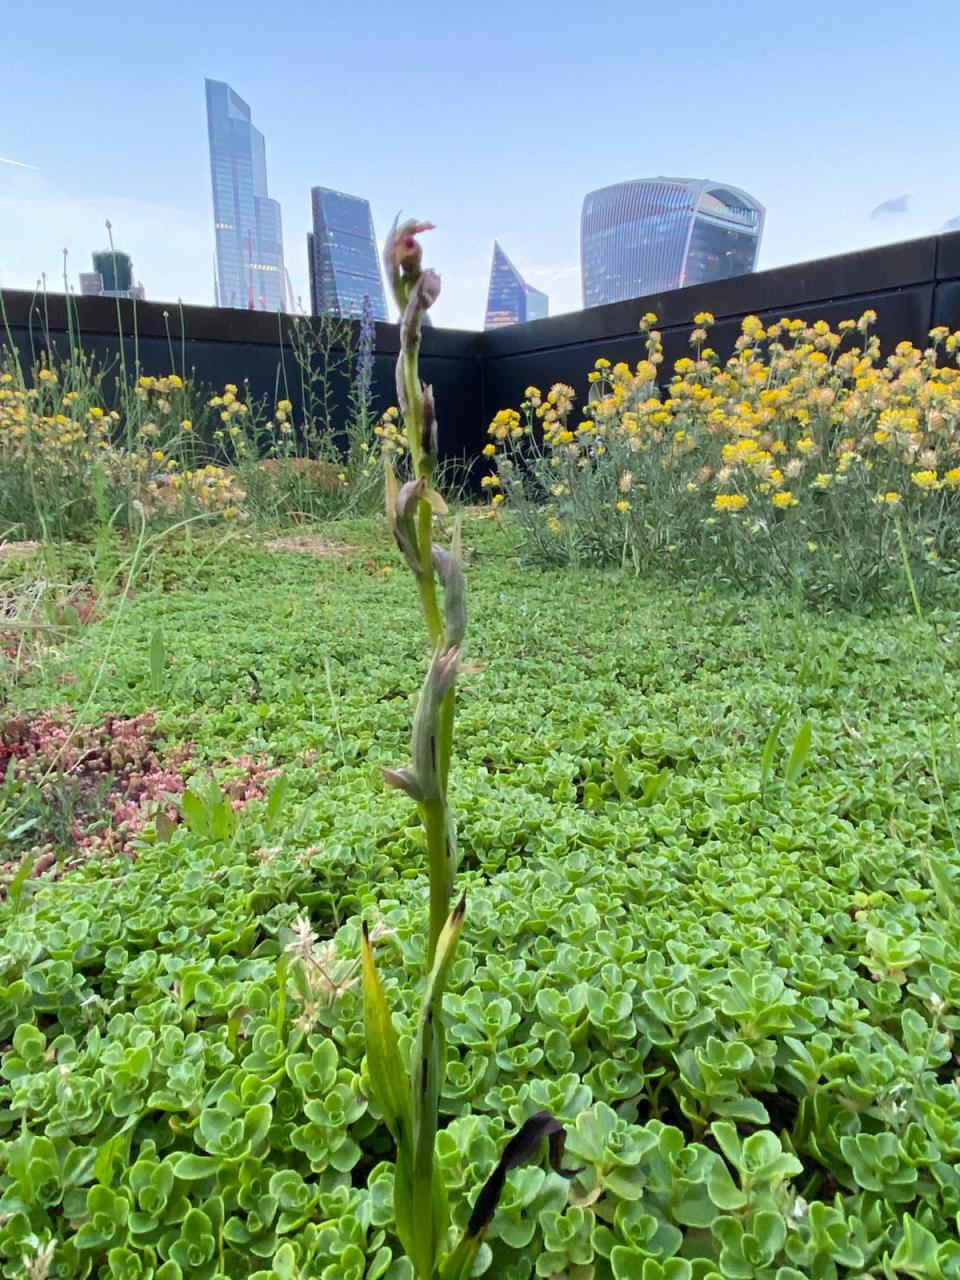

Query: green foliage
[485,314,960,605]
[0,310,390,544]
[2,517,960,1276]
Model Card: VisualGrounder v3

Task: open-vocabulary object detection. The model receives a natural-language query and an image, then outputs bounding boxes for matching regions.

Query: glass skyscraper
[307,188,387,320]
[483,242,548,329]
[205,78,287,311]
[581,178,764,308]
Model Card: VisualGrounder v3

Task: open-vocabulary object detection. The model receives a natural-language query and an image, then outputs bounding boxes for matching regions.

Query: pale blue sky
[2,0,959,328]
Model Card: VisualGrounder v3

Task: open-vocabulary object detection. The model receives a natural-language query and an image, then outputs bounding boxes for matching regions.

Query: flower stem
[422,796,450,968]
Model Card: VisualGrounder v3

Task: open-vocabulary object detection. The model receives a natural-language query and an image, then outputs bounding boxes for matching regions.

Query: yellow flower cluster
[373,407,408,455]
[713,493,749,513]
[487,313,960,523]
[1,370,259,527]
[143,464,246,517]
[488,408,524,442]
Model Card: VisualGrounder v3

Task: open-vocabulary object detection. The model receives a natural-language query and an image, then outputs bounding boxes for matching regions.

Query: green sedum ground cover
[2,515,959,1280]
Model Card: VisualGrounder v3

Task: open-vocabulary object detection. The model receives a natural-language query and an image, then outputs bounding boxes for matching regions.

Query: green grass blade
[761,711,787,793]
[360,924,412,1146]
[784,719,813,785]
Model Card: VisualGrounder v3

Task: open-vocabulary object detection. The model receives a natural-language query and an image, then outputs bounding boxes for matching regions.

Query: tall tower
[580,178,764,308]
[205,79,287,311]
[484,242,548,329]
[307,188,387,320]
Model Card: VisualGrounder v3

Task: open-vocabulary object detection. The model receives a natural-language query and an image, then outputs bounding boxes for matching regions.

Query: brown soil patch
[264,535,356,559]
[0,541,41,559]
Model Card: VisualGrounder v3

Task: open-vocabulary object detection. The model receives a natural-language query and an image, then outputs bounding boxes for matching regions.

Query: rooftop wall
[4,231,960,463]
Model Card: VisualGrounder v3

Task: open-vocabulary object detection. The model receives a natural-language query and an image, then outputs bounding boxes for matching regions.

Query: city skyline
[484,242,548,328]
[205,79,287,311]
[3,1,960,329]
[308,187,387,320]
[581,179,764,308]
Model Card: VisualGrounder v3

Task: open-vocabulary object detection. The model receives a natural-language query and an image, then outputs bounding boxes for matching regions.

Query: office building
[581,178,764,307]
[79,250,145,300]
[307,187,387,320]
[484,241,548,329]
[205,78,287,311]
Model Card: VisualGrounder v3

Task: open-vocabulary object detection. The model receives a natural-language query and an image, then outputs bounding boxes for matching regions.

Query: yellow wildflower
[772,491,798,509]
[615,500,631,513]
[712,493,749,513]
[910,469,941,491]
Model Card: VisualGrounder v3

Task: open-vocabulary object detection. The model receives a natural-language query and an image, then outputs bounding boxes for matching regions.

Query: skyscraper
[581,178,764,308]
[205,78,287,311]
[79,250,145,300]
[307,188,387,320]
[483,242,548,329]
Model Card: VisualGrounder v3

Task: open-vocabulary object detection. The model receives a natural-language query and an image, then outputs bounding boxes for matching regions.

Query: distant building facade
[79,250,145,300]
[484,242,548,329]
[205,78,287,311]
[581,178,764,307]
[307,188,387,320]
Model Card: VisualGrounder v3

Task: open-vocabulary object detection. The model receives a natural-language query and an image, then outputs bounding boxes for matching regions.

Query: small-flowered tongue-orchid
[360,213,570,1280]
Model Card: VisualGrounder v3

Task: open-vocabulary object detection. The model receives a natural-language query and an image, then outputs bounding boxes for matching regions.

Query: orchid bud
[393,219,435,274]
[413,268,442,311]
[381,767,424,802]
[412,645,461,800]
[432,541,466,647]
[395,354,408,417]
[391,477,426,576]
[383,217,436,310]
[421,383,438,460]
[401,270,442,349]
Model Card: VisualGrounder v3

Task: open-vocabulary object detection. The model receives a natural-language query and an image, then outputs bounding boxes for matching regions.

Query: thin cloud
[942,215,960,232]
[0,155,39,170]
[870,194,910,219]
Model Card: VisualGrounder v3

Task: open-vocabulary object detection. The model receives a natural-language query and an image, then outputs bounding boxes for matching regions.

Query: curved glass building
[580,178,764,308]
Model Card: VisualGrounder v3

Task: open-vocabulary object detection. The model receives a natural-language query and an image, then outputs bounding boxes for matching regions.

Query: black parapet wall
[933,230,960,331]
[4,232,960,467]
[481,235,942,422]
[0,291,484,465]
